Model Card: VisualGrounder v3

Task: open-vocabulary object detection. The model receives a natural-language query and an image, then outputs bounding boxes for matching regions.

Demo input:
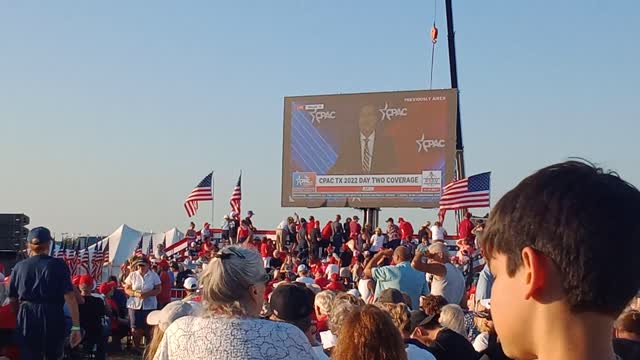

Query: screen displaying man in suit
[330,104,396,175]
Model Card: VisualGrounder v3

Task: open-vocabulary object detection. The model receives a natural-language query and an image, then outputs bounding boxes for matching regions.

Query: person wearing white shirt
[369,227,385,253]
[412,242,465,305]
[295,264,315,285]
[429,222,447,242]
[124,257,162,351]
[275,217,292,252]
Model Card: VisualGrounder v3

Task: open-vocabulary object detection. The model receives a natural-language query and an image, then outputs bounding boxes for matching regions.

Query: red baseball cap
[330,273,339,281]
[79,275,93,287]
[98,282,115,295]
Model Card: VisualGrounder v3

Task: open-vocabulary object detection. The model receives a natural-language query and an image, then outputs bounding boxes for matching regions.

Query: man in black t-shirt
[175,267,194,289]
[410,310,478,360]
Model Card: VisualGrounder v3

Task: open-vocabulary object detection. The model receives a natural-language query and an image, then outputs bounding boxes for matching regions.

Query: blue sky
[1,1,638,236]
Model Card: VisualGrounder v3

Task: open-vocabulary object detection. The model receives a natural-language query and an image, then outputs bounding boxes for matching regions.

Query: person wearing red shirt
[306,216,315,235]
[308,254,322,275]
[457,212,476,244]
[314,269,330,289]
[349,216,362,241]
[156,261,172,309]
[398,217,414,242]
[260,238,274,268]
[325,273,346,292]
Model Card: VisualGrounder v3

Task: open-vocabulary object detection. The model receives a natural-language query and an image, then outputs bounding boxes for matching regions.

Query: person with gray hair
[412,242,465,305]
[438,304,467,337]
[152,246,316,360]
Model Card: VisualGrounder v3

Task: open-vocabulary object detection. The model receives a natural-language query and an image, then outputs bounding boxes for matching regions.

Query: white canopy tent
[88,224,184,279]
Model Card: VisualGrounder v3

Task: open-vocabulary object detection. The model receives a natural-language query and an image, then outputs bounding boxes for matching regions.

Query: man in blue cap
[8,226,82,359]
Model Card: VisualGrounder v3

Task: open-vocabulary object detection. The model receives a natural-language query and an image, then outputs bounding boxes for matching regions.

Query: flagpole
[211,170,215,230]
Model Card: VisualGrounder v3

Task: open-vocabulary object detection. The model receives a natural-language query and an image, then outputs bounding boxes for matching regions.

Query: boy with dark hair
[482,160,640,360]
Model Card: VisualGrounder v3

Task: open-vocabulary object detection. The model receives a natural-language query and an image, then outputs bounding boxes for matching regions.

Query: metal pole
[211,171,215,230]
[445,0,467,226]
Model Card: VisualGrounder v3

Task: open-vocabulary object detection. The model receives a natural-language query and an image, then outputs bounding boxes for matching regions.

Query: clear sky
[1,1,638,236]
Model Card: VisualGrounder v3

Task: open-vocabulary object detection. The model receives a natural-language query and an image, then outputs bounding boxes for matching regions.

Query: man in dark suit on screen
[330,104,396,175]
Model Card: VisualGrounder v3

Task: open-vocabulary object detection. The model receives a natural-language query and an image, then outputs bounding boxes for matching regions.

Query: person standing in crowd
[398,217,414,242]
[410,311,478,360]
[228,212,239,245]
[331,215,344,253]
[310,220,321,258]
[417,222,431,244]
[185,222,197,241]
[429,221,447,242]
[275,217,291,252]
[201,222,212,243]
[613,310,640,359]
[77,275,106,360]
[221,215,231,243]
[332,304,408,360]
[349,215,362,243]
[385,218,401,249]
[342,217,352,243]
[369,227,385,255]
[156,260,172,309]
[287,213,299,250]
[457,212,475,246]
[481,161,640,360]
[297,218,310,263]
[124,257,162,354]
[412,242,465,305]
[8,227,82,359]
[237,219,253,245]
[364,247,429,310]
[361,223,372,251]
[152,246,316,359]
[320,220,333,255]
[245,210,256,231]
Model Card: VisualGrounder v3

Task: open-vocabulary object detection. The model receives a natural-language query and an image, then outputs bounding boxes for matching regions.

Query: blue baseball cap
[28,226,53,245]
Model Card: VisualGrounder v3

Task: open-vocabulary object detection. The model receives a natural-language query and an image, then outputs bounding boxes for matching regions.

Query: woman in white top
[369,227,385,253]
[429,221,447,242]
[153,246,317,360]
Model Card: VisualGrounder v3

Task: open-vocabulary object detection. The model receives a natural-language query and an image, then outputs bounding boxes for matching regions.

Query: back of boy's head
[483,160,640,316]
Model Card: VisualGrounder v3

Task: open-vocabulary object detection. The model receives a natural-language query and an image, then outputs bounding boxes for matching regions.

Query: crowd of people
[1,160,640,360]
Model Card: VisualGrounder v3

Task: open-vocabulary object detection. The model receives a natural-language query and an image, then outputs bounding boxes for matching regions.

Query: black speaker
[0,237,24,251]
[0,214,30,226]
[0,226,29,238]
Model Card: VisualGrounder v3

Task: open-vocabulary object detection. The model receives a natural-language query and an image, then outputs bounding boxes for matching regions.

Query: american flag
[102,241,110,264]
[134,236,144,257]
[147,236,154,256]
[70,240,82,276]
[91,241,103,281]
[79,242,91,275]
[439,172,491,211]
[230,173,242,217]
[184,172,214,218]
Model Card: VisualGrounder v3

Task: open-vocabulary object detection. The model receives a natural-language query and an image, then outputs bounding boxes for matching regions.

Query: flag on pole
[79,242,91,275]
[70,240,81,276]
[438,172,491,222]
[58,240,67,260]
[230,173,242,218]
[91,241,103,282]
[162,235,166,249]
[147,236,154,256]
[184,172,214,218]
[134,236,144,257]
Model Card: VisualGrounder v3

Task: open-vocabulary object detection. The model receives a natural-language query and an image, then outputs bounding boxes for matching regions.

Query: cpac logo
[379,103,408,121]
[295,175,313,187]
[309,109,336,124]
[416,134,446,152]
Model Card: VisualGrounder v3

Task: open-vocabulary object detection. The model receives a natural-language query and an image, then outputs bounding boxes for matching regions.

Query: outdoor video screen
[281,89,457,208]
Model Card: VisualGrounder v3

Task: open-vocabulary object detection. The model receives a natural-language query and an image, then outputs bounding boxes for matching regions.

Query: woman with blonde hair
[332,304,408,360]
[152,246,315,360]
[438,304,467,337]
